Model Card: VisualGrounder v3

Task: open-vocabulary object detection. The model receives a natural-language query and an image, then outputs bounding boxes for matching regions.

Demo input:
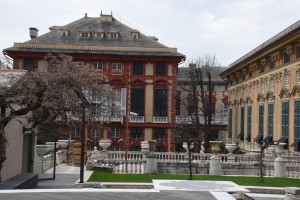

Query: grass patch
[88,171,300,187]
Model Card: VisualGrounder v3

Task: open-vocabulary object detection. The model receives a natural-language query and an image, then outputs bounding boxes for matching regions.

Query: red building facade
[4,13,185,152]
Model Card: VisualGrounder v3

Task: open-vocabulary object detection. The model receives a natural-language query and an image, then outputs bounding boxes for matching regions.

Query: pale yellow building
[221,20,300,154]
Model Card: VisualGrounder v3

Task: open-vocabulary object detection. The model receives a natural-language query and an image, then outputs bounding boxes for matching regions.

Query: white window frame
[269,79,275,92]
[91,128,100,138]
[111,128,120,139]
[93,62,103,70]
[248,86,252,98]
[260,82,264,95]
[284,74,290,89]
[71,127,80,139]
[297,71,300,86]
[112,63,123,71]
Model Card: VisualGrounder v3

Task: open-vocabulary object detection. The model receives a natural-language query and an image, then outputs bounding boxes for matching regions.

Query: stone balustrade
[96,151,300,177]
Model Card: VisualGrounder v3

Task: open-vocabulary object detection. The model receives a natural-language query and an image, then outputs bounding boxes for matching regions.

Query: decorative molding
[13,43,178,53]
[279,87,291,98]
[265,91,275,101]
[130,79,147,87]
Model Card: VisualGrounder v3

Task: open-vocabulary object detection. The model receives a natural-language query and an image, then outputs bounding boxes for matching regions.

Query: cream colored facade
[221,21,300,153]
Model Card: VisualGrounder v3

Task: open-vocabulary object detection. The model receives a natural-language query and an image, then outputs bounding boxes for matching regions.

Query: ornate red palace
[4,13,185,152]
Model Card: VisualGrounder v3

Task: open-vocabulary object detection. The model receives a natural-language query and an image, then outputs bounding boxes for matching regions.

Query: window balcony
[130,116,144,123]
[153,116,168,123]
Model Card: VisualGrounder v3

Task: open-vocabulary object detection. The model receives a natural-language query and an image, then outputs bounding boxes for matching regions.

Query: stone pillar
[285,187,300,200]
[142,140,158,174]
[145,156,158,174]
[274,157,286,177]
[209,155,221,175]
[274,143,286,178]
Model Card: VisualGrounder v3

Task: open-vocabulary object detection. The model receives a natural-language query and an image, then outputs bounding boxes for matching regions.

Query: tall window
[24,58,36,71]
[296,71,300,86]
[246,106,252,142]
[249,86,252,98]
[131,128,142,141]
[93,62,103,70]
[133,61,143,75]
[176,91,181,115]
[131,88,144,115]
[282,101,289,146]
[269,79,274,92]
[71,127,80,140]
[111,128,120,139]
[269,60,275,69]
[259,104,264,136]
[239,107,245,141]
[229,109,232,138]
[155,128,166,141]
[267,104,274,140]
[110,88,122,117]
[112,63,122,70]
[284,52,290,64]
[297,46,300,59]
[91,128,100,138]
[284,74,290,89]
[154,89,167,116]
[156,62,166,76]
[294,101,300,152]
[260,82,264,95]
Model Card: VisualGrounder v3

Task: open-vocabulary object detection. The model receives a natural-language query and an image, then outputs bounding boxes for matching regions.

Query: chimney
[29,27,39,39]
[100,11,113,22]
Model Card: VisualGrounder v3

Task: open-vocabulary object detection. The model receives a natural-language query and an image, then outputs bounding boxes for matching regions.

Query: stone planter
[225,143,237,154]
[275,143,286,157]
[183,142,194,152]
[99,139,111,151]
[210,141,222,152]
[141,141,149,153]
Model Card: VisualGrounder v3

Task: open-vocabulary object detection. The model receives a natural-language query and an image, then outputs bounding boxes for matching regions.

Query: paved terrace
[0,164,288,200]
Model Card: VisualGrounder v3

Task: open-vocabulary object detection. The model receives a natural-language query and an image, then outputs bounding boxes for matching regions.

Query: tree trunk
[79,105,86,183]
[0,123,7,182]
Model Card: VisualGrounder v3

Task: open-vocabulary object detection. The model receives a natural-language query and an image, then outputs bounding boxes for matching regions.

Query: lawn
[88,171,300,187]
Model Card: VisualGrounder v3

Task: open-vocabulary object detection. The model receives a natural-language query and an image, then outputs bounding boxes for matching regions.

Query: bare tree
[0,54,110,182]
[176,55,222,179]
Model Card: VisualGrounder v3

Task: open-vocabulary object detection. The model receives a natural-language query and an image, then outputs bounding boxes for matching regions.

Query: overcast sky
[1,0,300,66]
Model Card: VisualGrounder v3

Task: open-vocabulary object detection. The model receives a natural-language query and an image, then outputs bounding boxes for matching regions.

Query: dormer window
[108,32,119,39]
[94,32,105,38]
[60,27,70,37]
[131,31,140,39]
[80,32,92,38]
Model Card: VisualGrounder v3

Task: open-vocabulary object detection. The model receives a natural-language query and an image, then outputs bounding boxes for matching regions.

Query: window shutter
[121,88,127,116]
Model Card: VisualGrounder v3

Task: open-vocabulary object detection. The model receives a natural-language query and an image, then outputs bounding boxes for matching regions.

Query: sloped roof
[221,19,300,77]
[177,66,226,83]
[5,14,185,58]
